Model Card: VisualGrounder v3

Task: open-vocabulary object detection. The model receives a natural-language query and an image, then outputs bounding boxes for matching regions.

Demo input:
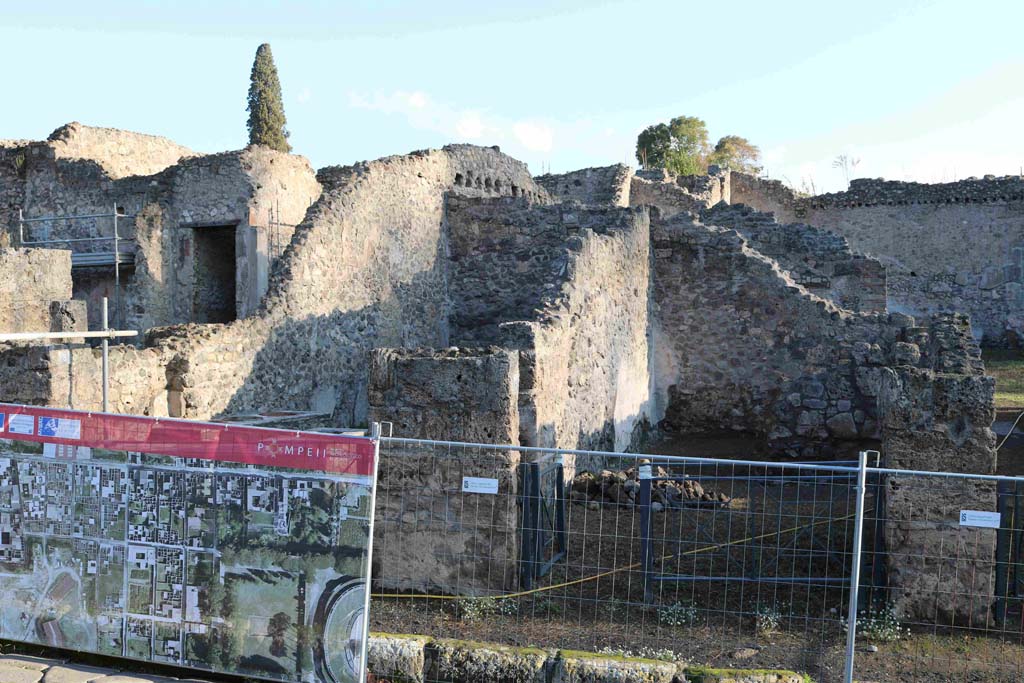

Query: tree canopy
[636,117,760,176]
[708,135,762,175]
[246,43,291,152]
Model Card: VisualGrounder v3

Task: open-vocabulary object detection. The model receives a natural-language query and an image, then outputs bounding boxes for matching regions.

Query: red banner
[0,403,375,475]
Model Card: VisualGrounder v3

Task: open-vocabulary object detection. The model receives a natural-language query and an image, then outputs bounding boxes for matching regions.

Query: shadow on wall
[213,270,450,426]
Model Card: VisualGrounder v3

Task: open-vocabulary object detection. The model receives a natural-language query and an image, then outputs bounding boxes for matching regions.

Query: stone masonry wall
[535,165,633,207]
[700,203,887,313]
[3,125,320,331]
[120,145,546,426]
[0,342,169,415]
[630,167,731,219]
[447,198,653,452]
[731,172,1024,344]
[367,347,521,593]
[879,367,997,624]
[652,211,987,458]
[45,121,195,179]
[0,248,84,333]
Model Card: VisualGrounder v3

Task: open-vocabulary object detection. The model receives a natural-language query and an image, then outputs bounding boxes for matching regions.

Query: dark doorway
[192,226,237,323]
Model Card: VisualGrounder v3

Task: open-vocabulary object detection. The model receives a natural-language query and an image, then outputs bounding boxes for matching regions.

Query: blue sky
[2,0,1021,191]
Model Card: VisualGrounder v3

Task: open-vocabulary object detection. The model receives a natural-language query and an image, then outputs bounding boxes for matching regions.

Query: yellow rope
[371,513,856,601]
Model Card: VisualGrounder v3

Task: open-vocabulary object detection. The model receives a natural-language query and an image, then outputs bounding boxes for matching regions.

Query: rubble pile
[569,463,730,511]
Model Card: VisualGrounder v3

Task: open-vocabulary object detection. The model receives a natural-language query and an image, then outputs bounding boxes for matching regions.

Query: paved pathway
[0,655,215,683]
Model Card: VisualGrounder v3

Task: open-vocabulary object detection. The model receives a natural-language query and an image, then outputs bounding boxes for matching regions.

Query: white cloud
[513,120,554,153]
[455,111,486,139]
[296,87,312,104]
[347,89,622,168]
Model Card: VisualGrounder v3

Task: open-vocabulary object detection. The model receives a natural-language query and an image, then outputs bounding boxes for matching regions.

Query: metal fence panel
[369,437,1024,683]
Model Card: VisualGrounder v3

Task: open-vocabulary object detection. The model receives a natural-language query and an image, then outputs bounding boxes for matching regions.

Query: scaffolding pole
[102,297,109,413]
[18,207,136,330]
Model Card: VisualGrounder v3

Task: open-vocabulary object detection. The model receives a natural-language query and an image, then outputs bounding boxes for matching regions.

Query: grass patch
[982,349,1024,407]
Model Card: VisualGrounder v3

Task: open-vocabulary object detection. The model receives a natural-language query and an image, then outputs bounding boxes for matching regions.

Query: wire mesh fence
[367,437,1024,683]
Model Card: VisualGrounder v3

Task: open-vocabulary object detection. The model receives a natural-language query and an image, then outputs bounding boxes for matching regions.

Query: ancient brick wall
[731,172,1024,344]
[535,165,632,206]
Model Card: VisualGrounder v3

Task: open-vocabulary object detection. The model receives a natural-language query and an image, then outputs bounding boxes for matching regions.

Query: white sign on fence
[959,510,1001,528]
[462,476,500,495]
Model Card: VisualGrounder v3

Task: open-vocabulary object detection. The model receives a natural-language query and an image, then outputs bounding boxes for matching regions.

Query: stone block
[368,634,429,683]
[428,639,549,683]
[552,651,677,683]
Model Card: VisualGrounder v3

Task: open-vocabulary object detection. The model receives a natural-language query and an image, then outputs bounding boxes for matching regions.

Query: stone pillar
[879,367,997,626]
[367,347,521,594]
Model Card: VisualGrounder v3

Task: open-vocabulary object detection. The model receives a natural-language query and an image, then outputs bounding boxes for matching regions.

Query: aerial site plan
[0,405,375,683]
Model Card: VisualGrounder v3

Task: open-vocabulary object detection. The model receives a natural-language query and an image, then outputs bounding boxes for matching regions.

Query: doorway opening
[192,226,237,323]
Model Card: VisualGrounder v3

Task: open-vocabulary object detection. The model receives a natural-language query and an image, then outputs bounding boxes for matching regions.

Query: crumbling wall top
[43,121,196,179]
[535,165,633,206]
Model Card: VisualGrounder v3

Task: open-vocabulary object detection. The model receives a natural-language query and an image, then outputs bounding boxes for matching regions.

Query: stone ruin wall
[58,145,546,425]
[0,248,86,333]
[651,211,988,458]
[0,134,1002,613]
[367,348,522,593]
[365,194,654,593]
[535,165,633,207]
[629,167,730,219]
[879,366,997,624]
[700,203,887,313]
[2,125,320,331]
[444,197,653,452]
[43,121,195,179]
[732,172,1024,345]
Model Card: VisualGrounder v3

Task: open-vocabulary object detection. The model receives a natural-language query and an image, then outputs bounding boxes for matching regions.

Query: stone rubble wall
[446,198,653,452]
[45,121,195,179]
[0,248,86,333]
[113,145,546,425]
[0,341,170,414]
[535,164,633,207]
[630,167,731,219]
[878,367,997,624]
[801,202,1024,346]
[652,211,986,457]
[728,172,803,223]
[367,347,521,593]
[731,171,1024,344]
[700,203,887,313]
[3,128,321,332]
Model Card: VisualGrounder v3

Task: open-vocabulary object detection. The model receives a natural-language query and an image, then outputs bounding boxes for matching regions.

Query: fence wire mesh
[367,438,1024,683]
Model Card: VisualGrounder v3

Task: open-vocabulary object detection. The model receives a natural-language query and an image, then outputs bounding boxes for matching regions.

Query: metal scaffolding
[18,204,136,328]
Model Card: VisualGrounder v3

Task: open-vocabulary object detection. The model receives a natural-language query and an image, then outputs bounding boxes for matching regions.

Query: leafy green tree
[708,135,762,174]
[635,123,673,169]
[635,116,711,176]
[246,43,291,152]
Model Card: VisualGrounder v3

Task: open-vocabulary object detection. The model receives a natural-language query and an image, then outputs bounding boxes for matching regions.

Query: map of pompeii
[0,428,373,683]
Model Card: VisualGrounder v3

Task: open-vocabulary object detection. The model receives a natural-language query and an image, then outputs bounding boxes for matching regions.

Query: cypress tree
[246,43,291,152]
